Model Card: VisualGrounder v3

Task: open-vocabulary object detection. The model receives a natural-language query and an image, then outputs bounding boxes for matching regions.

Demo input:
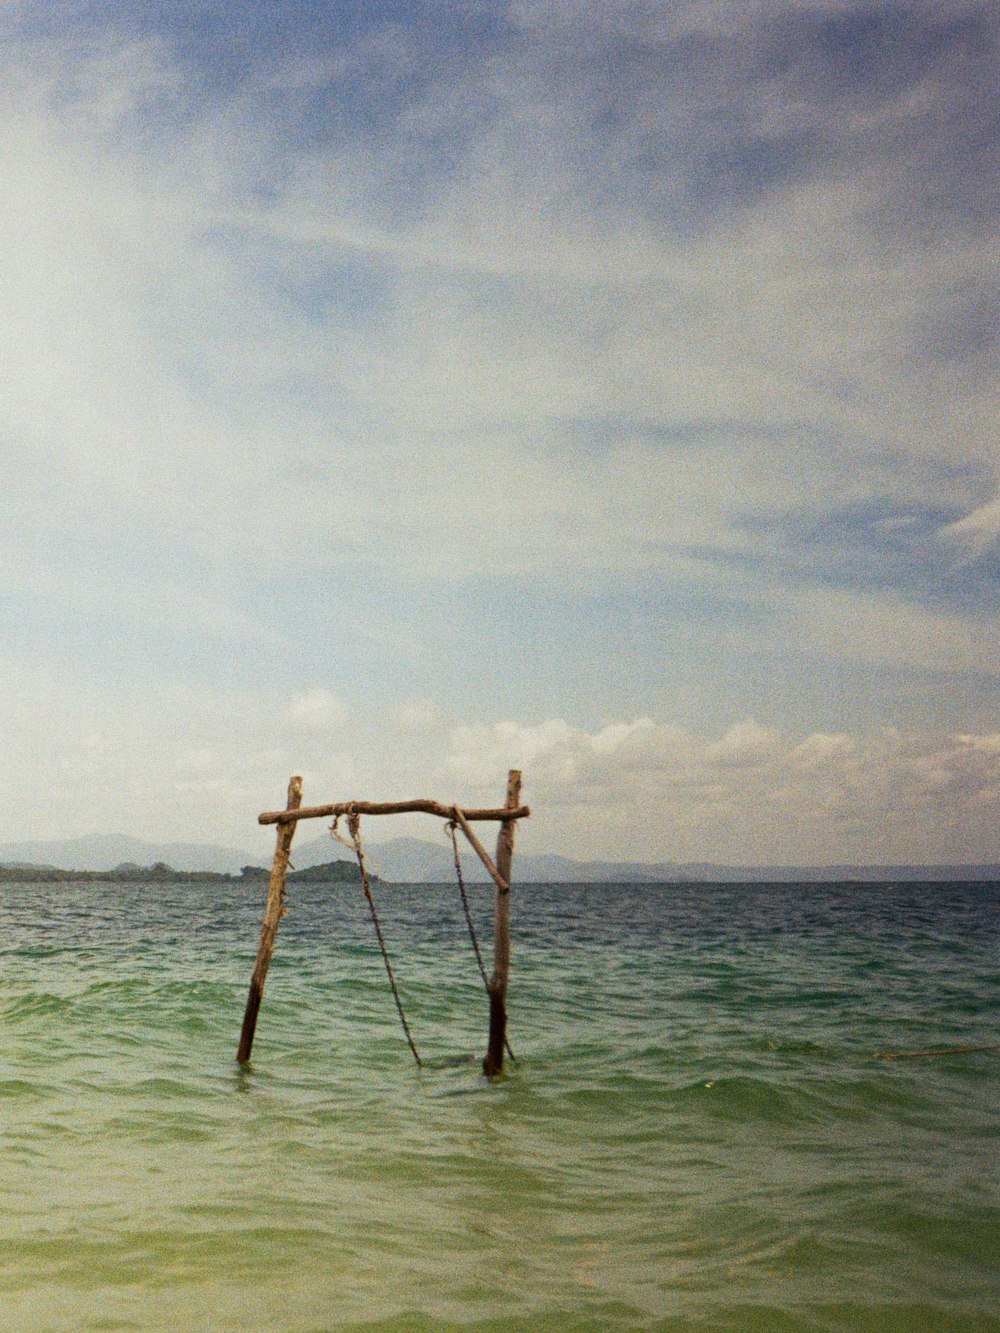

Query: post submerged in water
[237,774,303,1064]
[483,769,521,1077]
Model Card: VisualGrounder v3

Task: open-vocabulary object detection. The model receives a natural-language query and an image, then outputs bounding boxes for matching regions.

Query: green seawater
[0,879,997,1331]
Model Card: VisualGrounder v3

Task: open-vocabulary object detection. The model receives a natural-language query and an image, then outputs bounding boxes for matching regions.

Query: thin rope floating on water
[447,819,516,1064]
[340,810,422,1068]
[876,1042,1000,1060]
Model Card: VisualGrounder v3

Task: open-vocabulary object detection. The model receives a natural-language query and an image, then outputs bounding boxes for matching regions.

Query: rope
[876,1042,1000,1061]
[447,817,516,1063]
[340,810,422,1068]
[330,816,388,883]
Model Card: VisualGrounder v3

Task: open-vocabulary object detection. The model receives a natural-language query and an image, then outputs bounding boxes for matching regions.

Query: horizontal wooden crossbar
[258,799,531,826]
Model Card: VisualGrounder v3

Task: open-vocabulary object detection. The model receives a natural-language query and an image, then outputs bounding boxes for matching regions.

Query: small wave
[2,992,77,1019]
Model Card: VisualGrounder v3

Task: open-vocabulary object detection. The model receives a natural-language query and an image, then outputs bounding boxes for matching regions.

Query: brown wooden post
[237,775,303,1063]
[483,769,521,1076]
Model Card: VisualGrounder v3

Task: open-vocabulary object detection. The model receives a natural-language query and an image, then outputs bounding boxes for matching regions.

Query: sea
[0,877,996,1331]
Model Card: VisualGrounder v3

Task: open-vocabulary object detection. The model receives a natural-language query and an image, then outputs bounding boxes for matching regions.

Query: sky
[0,0,997,865]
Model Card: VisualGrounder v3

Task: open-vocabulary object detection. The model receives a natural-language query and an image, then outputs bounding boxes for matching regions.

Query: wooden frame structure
[237,770,528,1075]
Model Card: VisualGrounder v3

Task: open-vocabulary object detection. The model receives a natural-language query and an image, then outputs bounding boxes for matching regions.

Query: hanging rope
[447,819,489,987]
[337,809,422,1067]
[447,817,516,1064]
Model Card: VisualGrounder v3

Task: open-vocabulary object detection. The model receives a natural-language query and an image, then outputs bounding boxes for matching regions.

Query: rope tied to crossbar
[334,809,422,1067]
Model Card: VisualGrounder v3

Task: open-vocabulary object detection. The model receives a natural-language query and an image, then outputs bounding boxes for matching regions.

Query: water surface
[1,879,997,1330]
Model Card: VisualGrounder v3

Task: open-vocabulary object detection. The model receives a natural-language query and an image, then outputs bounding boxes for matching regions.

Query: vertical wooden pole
[483,769,521,1076]
[237,775,303,1064]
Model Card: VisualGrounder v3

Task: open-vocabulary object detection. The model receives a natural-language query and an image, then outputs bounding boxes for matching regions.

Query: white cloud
[707,718,781,768]
[442,715,1000,864]
[785,584,1000,677]
[392,699,444,734]
[955,732,1000,756]
[791,732,856,772]
[943,499,1000,552]
[0,7,996,866]
[0,643,997,865]
[445,719,588,790]
[0,18,993,601]
[283,688,349,732]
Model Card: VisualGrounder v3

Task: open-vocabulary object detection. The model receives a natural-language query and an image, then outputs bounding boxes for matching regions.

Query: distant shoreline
[0,861,368,885]
[2,834,999,884]
[1,864,996,887]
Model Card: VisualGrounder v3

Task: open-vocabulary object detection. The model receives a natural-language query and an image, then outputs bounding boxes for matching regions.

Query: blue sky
[1,0,997,864]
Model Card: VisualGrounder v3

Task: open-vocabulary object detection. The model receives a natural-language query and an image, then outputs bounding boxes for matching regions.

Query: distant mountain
[289,832,690,882]
[0,834,258,876]
[287,833,1000,884]
[291,834,459,881]
[2,832,997,884]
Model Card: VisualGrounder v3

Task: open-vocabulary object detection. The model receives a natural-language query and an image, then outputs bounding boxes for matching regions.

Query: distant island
[0,833,997,884]
[0,860,369,885]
